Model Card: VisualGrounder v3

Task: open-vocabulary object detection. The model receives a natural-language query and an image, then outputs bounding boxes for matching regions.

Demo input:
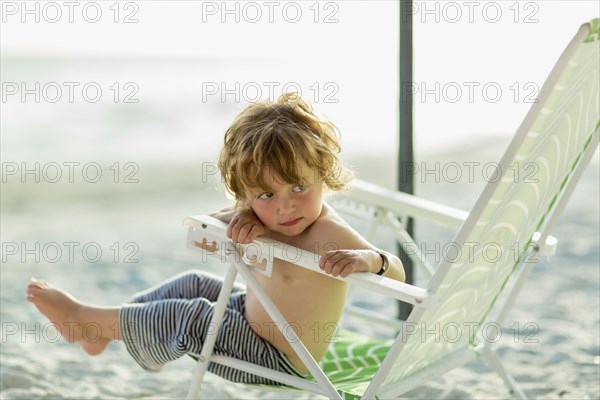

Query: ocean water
[4,1,598,158]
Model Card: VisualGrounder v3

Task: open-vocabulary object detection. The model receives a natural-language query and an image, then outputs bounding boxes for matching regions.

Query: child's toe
[27,278,48,289]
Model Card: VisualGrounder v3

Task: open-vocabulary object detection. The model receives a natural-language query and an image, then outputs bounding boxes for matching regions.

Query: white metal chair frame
[182,168,573,399]
[181,20,599,400]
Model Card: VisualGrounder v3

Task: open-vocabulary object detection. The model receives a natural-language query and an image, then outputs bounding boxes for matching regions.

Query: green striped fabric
[249,330,393,399]
[584,17,599,43]
[319,331,392,399]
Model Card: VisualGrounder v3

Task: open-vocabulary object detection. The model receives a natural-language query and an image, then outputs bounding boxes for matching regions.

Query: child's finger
[230,219,249,243]
[247,225,263,243]
[319,250,337,269]
[321,252,345,274]
[238,223,253,244]
[227,217,241,239]
[229,225,239,242]
[331,259,353,277]
[339,262,359,278]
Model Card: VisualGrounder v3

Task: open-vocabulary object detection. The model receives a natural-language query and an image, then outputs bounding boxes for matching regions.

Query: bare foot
[26,278,112,355]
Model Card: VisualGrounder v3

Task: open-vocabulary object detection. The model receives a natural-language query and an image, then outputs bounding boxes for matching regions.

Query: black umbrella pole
[398,0,414,321]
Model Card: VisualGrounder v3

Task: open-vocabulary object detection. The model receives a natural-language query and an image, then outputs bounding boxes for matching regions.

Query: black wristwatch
[376,251,389,276]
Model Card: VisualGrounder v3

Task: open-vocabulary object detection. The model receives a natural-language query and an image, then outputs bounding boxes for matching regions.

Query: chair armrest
[344,179,469,228]
[183,215,436,308]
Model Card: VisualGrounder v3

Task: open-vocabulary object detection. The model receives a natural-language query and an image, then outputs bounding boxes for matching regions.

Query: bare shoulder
[304,203,375,254]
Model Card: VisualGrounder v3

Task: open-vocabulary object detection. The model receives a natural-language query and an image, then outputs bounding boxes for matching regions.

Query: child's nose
[277,197,295,214]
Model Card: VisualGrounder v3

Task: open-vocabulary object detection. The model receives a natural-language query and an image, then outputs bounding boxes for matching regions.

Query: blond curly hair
[218,93,352,207]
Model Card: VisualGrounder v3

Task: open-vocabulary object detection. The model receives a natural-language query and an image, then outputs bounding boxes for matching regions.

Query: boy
[26,93,404,384]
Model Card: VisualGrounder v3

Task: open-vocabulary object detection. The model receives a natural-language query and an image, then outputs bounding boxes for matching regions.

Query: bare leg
[26,278,120,356]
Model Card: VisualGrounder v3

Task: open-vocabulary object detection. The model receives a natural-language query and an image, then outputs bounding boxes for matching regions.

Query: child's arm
[319,249,405,282]
[210,207,265,244]
[314,214,406,282]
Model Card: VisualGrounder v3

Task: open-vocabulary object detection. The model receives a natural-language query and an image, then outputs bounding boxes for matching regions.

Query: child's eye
[292,184,306,193]
[258,192,273,200]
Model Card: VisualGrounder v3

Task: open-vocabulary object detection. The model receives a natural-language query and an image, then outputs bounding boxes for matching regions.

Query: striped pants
[119,270,303,384]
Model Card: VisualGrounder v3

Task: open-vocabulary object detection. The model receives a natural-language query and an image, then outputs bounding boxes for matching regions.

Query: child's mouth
[280,218,302,227]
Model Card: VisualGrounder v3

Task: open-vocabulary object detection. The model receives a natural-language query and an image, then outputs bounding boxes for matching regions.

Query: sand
[1,137,598,399]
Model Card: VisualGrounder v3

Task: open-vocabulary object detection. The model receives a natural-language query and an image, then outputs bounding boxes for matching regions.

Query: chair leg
[481,350,528,400]
[186,262,238,399]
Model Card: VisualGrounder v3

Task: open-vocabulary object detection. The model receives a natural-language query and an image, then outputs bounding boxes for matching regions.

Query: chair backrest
[377,19,599,393]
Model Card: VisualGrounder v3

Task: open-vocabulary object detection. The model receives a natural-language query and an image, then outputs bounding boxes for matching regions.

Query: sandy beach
[1,136,598,399]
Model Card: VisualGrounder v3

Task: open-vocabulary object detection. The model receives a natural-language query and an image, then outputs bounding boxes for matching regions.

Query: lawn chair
[182,18,599,399]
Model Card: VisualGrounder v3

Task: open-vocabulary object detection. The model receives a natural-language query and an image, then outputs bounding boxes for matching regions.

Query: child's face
[247,163,324,237]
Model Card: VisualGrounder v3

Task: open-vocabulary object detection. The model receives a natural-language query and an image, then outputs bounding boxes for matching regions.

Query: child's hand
[226,210,265,244]
[319,249,381,278]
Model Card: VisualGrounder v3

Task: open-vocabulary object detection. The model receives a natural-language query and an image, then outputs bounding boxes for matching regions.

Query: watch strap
[376,251,389,276]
